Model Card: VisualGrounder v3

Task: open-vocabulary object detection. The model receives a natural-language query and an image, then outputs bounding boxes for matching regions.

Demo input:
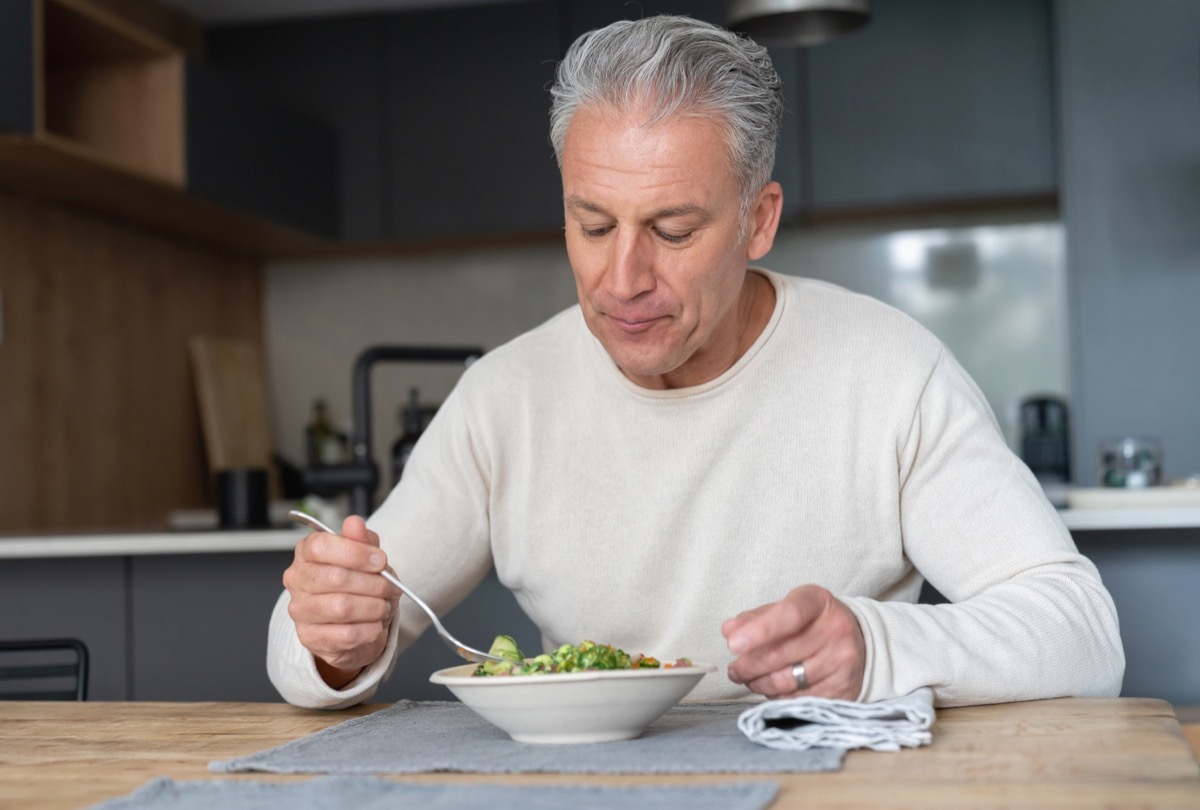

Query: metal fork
[287,509,520,670]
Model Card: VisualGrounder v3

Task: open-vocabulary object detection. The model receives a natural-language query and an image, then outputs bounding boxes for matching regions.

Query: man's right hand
[281,515,400,689]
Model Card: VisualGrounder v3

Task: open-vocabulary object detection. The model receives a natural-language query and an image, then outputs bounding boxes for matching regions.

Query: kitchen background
[1,0,1198,704]
[267,215,1069,486]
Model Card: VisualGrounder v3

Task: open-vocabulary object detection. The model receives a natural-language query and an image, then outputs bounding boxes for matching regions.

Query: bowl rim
[429,662,717,685]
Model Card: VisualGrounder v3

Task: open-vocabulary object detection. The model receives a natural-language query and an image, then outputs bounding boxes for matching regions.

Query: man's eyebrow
[652,203,710,220]
[564,195,606,214]
[564,196,711,221]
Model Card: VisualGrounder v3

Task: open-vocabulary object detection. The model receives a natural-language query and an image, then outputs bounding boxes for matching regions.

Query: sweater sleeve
[265,374,497,709]
[843,350,1125,707]
[266,589,403,710]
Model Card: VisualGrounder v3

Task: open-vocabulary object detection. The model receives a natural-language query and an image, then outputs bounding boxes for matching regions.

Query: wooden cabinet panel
[805,0,1057,211]
[384,1,563,240]
[0,191,262,533]
[41,0,185,185]
[0,0,334,254]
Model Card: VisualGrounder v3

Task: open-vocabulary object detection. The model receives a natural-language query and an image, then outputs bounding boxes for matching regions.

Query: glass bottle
[305,399,345,466]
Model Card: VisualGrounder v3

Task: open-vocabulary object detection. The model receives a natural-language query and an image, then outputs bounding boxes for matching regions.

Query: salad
[473,635,692,676]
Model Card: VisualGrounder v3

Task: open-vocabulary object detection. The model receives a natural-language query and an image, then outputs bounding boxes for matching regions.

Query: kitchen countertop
[1060,506,1200,531]
[0,528,304,559]
[2,507,1199,559]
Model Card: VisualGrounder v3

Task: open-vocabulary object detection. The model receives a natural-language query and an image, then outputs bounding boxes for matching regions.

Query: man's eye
[655,229,692,244]
[581,225,612,238]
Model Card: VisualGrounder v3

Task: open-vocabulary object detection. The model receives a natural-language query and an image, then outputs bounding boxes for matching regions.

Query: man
[268,15,1123,710]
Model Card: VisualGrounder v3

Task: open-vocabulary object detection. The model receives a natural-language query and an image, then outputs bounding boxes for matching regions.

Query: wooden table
[1,698,1198,809]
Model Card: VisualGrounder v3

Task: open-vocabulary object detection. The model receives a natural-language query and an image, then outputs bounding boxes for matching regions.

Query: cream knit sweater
[268,270,1124,709]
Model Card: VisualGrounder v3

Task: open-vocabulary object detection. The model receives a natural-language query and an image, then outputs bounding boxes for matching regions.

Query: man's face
[560,105,776,389]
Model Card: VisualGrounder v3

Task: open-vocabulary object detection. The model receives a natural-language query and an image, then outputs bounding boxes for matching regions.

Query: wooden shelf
[0,133,332,256]
[39,0,185,186]
[0,0,343,256]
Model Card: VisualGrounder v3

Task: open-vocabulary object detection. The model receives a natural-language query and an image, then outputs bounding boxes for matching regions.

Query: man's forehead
[562,109,735,200]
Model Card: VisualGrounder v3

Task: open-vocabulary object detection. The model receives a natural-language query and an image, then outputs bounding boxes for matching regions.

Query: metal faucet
[303,344,483,517]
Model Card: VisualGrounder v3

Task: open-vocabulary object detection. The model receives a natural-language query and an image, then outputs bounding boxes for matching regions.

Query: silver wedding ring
[791,661,809,691]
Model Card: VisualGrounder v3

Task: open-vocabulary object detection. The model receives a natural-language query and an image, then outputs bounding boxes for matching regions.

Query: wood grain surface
[1178,705,1200,763]
[0,190,263,532]
[0,698,1196,809]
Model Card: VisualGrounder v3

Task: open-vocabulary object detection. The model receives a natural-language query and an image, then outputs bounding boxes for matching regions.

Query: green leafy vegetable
[473,636,691,677]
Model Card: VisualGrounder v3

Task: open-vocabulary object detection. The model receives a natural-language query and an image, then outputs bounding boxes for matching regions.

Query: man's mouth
[607,314,664,334]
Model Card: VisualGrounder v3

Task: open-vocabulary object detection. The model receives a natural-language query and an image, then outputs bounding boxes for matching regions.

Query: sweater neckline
[583,268,786,400]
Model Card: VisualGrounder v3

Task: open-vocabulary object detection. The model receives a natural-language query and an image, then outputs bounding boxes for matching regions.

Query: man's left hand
[722,585,866,700]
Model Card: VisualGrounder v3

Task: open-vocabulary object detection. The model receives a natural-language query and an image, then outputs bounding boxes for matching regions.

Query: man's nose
[604,229,656,300]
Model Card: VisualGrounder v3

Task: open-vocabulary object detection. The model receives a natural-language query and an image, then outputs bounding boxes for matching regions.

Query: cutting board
[187,335,278,496]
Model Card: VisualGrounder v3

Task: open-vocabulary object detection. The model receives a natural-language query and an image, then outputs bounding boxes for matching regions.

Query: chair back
[0,638,89,701]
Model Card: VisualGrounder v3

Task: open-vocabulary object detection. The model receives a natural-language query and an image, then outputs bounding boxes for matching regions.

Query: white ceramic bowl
[429,662,716,744]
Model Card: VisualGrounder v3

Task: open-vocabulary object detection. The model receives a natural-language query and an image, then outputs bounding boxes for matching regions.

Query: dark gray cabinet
[565,0,725,32]
[0,558,129,701]
[186,0,1058,245]
[0,549,539,703]
[186,59,339,239]
[1056,0,1200,484]
[205,2,565,243]
[0,0,33,133]
[204,17,388,242]
[383,1,563,240]
[128,551,291,701]
[804,0,1057,211]
[0,552,286,702]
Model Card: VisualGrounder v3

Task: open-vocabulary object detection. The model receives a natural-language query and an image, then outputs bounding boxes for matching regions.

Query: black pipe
[347,345,483,516]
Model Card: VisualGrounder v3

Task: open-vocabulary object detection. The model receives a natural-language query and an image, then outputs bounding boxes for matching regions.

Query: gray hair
[549,15,783,226]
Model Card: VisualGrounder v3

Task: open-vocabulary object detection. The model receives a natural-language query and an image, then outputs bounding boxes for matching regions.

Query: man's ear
[746,181,783,261]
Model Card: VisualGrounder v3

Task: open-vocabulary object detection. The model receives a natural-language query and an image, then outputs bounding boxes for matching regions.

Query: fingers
[723,585,866,701]
[281,519,401,682]
[720,602,771,641]
[723,585,824,656]
[340,514,381,548]
[742,658,822,699]
[284,526,401,615]
[286,586,396,625]
[294,527,388,575]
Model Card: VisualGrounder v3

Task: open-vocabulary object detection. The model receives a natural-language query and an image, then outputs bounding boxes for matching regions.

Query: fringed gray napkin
[210,700,844,775]
[88,776,780,810]
[738,687,935,752]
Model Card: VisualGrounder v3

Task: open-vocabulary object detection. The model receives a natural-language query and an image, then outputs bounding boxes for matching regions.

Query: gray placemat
[211,700,844,775]
[89,776,781,810]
